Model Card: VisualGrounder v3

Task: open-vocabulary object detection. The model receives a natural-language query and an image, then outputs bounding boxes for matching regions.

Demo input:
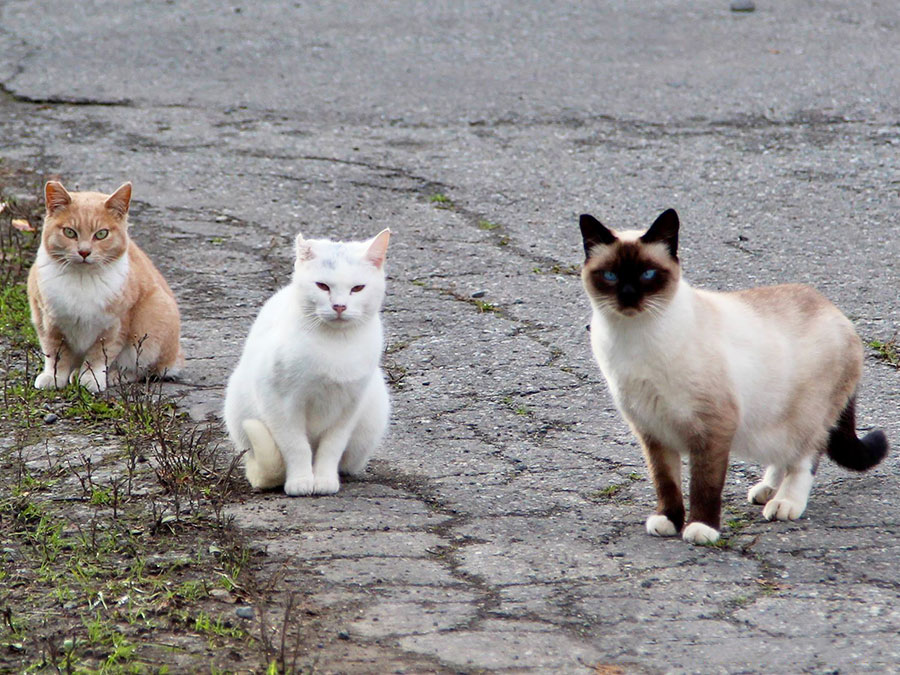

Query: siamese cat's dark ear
[580,214,617,259]
[641,209,679,260]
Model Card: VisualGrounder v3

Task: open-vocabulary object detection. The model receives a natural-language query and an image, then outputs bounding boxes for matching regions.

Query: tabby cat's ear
[641,208,679,260]
[366,228,391,269]
[104,182,132,218]
[295,233,315,262]
[45,181,72,215]
[579,214,617,259]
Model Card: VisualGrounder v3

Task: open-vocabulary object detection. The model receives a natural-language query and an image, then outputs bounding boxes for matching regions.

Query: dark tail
[826,396,889,471]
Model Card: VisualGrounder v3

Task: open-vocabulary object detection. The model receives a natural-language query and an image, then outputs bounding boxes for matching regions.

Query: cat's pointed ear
[641,209,679,260]
[365,228,391,269]
[295,233,315,262]
[45,181,72,215]
[580,214,617,259]
[104,182,132,218]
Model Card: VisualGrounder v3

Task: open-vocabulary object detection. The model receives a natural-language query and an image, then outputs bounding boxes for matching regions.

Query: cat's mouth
[616,305,643,317]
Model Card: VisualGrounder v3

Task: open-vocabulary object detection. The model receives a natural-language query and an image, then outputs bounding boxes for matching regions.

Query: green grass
[477,219,500,231]
[868,338,899,368]
[0,185,262,672]
[588,472,644,502]
[473,299,499,313]
[428,193,453,208]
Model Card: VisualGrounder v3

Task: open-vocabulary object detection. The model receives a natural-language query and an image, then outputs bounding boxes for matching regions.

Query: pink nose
[332,304,347,315]
[79,250,90,259]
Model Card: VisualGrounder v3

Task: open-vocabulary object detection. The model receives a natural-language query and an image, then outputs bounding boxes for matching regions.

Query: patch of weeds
[498,235,510,246]
[473,299,500,313]
[588,472,643,502]
[868,337,899,368]
[500,396,531,416]
[194,610,246,643]
[0,172,264,672]
[755,578,791,595]
[428,193,453,209]
[477,219,500,231]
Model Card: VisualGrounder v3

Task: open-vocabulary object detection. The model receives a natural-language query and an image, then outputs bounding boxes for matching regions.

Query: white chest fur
[36,246,130,355]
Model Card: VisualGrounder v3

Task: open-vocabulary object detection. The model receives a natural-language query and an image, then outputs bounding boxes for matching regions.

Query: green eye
[63,227,77,239]
[94,229,109,240]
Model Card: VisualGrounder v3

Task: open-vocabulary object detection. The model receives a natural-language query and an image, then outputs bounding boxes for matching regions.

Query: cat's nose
[78,250,90,259]
[332,304,347,315]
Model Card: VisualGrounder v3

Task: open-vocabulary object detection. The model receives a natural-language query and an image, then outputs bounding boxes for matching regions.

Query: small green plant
[473,299,499,313]
[597,484,623,498]
[478,219,500,231]
[868,338,899,368]
[428,193,453,208]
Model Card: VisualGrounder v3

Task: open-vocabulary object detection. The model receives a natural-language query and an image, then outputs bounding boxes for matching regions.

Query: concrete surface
[2,0,899,672]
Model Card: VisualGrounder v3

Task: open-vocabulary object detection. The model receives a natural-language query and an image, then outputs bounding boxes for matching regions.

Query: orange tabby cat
[27,181,182,392]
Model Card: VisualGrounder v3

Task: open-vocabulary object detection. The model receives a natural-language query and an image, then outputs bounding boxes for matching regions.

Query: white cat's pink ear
[104,182,132,218]
[45,181,72,214]
[365,228,391,269]
[295,233,315,262]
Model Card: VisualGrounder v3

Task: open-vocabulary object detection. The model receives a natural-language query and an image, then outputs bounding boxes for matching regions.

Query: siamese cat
[580,208,888,544]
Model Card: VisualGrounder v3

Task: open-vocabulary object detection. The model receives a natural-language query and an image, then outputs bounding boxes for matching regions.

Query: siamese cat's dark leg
[638,434,685,536]
[684,442,731,544]
[683,408,738,544]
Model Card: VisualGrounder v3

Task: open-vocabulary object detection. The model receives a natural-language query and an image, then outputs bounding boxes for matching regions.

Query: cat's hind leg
[762,456,815,521]
[340,374,389,477]
[747,465,784,505]
[118,288,182,383]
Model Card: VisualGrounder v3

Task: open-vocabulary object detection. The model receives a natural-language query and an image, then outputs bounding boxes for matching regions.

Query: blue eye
[640,269,658,281]
[602,271,618,283]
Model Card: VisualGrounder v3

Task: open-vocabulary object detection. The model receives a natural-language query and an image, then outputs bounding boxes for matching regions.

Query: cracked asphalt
[2,1,899,672]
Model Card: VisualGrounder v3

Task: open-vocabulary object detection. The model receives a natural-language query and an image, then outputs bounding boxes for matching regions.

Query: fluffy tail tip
[861,429,889,464]
[828,427,889,472]
[241,418,286,489]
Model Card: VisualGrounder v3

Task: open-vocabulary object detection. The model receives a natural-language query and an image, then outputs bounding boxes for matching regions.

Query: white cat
[224,229,392,496]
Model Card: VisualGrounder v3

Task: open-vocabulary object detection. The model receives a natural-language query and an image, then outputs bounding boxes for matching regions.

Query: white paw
[312,474,340,495]
[78,368,107,392]
[283,475,315,496]
[34,371,64,389]
[683,522,720,545]
[747,482,776,505]
[762,498,805,521]
[645,515,678,537]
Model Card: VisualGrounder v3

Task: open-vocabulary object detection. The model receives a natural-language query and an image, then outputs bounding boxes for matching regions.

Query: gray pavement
[2,1,899,672]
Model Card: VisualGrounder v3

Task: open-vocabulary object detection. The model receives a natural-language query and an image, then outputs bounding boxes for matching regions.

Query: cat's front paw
[312,474,340,495]
[645,514,678,537]
[34,371,65,389]
[283,475,315,497]
[747,482,777,505]
[77,367,108,393]
[682,522,720,545]
[762,498,805,521]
